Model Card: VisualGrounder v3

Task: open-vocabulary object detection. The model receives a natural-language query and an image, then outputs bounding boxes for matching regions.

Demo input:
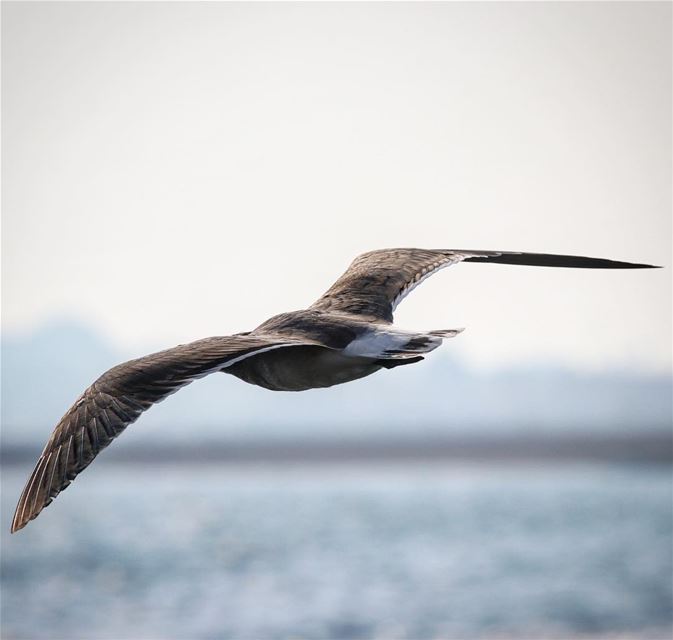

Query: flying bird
[11,249,658,532]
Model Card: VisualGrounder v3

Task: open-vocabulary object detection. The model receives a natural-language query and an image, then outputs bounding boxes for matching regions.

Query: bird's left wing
[311,248,657,322]
[11,333,319,532]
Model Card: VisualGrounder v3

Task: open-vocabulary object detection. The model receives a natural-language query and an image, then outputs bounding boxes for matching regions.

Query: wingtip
[10,500,34,532]
[461,253,663,270]
[625,262,662,269]
[10,499,27,534]
[11,500,46,533]
[10,515,27,534]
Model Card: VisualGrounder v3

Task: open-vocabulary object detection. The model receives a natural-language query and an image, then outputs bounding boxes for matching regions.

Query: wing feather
[11,333,317,532]
[311,248,658,322]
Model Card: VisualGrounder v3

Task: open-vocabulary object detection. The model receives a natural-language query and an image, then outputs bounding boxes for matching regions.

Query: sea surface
[2,462,671,640]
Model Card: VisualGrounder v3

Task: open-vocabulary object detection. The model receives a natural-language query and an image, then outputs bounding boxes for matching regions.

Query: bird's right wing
[11,333,321,533]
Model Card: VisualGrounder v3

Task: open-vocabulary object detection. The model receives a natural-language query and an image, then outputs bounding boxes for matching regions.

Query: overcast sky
[2,1,671,373]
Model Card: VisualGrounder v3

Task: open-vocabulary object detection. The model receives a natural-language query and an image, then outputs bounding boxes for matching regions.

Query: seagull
[11,249,658,532]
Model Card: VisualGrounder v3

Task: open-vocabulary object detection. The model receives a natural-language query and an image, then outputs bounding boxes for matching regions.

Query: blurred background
[2,2,671,639]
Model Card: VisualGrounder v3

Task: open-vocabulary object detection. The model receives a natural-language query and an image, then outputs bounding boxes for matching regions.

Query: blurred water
[2,463,671,640]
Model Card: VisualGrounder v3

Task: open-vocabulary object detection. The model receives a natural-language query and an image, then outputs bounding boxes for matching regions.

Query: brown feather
[10,333,322,532]
[311,248,658,321]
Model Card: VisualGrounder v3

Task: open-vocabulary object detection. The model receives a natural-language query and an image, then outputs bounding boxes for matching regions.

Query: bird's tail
[345,326,464,360]
[427,328,465,338]
[380,328,464,359]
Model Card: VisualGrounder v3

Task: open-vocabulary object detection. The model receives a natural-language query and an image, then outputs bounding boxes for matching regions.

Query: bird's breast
[225,345,381,391]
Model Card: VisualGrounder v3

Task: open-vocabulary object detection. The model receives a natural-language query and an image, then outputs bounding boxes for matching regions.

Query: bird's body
[230,308,456,391]
[227,342,381,391]
[226,309,454,390]
[11,248,658,532]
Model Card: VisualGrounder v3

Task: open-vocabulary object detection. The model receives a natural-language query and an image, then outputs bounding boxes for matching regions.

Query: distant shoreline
[3,431,671,466]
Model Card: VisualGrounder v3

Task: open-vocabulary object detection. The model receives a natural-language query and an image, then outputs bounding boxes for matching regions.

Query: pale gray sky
[2,1,671,373]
